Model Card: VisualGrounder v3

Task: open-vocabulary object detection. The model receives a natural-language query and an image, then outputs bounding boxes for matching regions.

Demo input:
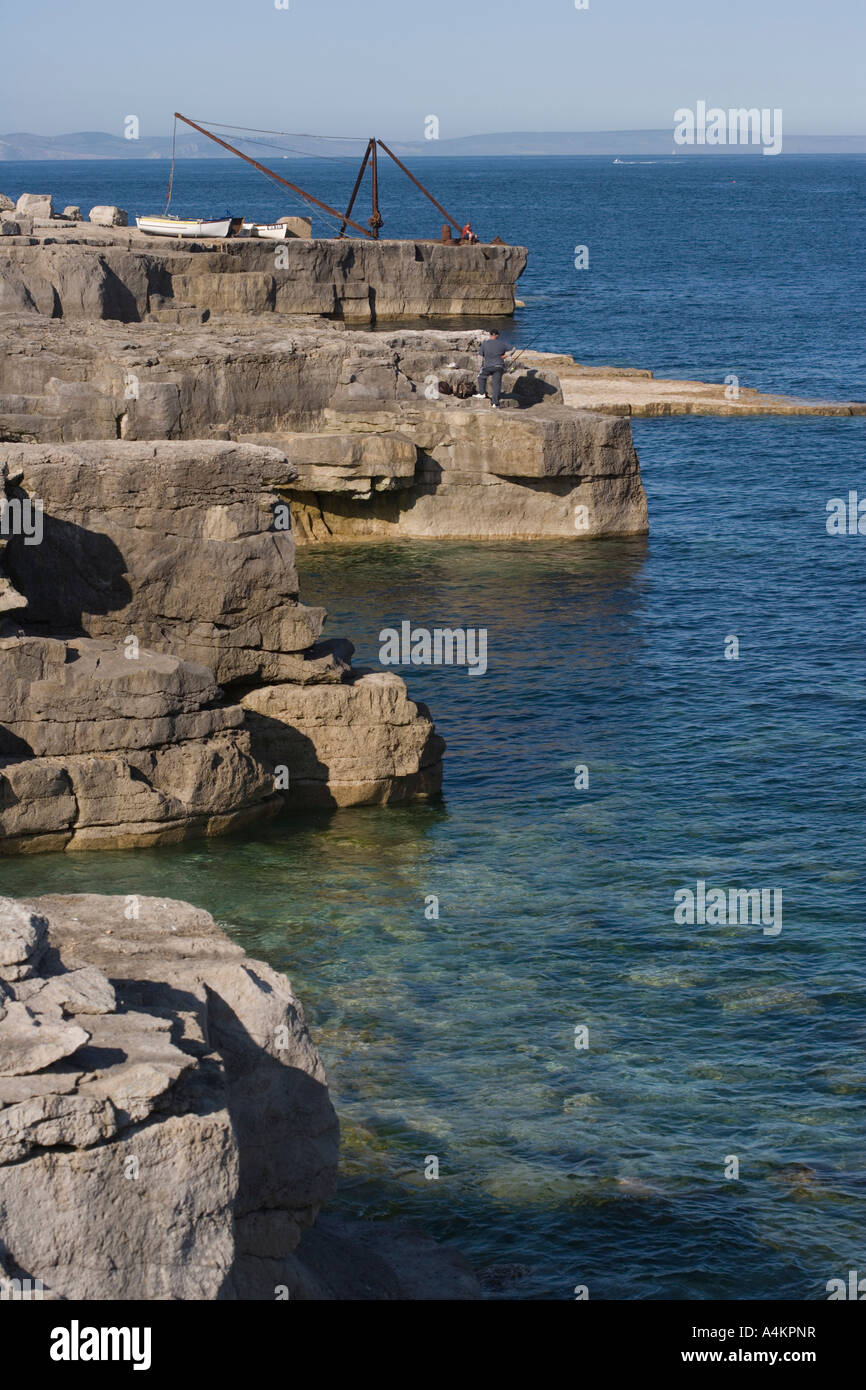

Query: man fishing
[475,329,515,409]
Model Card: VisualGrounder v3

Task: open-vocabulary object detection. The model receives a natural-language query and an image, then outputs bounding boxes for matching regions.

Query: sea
[1,154,864,1300]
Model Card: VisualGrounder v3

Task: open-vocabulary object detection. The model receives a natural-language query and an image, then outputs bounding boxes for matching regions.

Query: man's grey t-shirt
[479,338,510,369]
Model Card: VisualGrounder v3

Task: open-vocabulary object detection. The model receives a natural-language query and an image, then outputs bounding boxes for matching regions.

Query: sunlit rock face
[0,892,338,1300]
[0,222,526,323]
[0,437,444,853]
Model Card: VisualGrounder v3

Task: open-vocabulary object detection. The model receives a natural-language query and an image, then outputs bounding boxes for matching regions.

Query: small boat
[135,214,242,239]
[241,221,290,240]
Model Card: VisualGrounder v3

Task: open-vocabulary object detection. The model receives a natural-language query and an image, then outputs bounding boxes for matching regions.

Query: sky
[1,0,864,140]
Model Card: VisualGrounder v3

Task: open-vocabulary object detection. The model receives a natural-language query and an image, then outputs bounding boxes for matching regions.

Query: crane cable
[163,115,177,213]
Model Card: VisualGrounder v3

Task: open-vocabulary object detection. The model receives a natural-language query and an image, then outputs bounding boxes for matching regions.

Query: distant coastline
[2,128,865,161]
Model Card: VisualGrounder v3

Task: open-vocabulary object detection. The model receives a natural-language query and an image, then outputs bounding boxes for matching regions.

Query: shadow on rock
[5,505,132,630]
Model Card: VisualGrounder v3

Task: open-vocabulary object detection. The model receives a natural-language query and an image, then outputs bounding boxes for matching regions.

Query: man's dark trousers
[477,366,504,405]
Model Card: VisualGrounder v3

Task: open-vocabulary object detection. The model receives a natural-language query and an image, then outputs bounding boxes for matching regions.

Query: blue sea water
[1,155,864,1300]
[2,152,863,395]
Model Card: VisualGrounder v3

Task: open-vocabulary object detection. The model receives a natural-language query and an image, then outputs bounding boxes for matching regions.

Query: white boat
[135,214,241,239]
[241,222,290,240]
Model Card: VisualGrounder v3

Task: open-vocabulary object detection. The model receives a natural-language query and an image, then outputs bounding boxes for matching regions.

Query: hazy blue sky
[2,0,864,138]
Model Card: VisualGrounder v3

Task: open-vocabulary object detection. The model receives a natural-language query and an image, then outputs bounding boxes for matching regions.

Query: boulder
[0,893,339,1299]
[243,672,445,807]
[0,220,20,237]
[0,194,14,212]
[275,216,312,238]
[14,194,54,220]
[88,204,128,227]
[61,206,82,222]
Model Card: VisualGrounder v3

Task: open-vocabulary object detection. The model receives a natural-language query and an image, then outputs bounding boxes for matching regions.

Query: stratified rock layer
[0,222,526,323]
[0,320,649,540]
[2,440,327,685]
[281,401,647,540]
[0,893,339,1300]
[0,436,445,851]
[0,636,279,853]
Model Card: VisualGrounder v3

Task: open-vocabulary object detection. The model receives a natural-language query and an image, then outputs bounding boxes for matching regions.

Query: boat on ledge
[241,222,290,240]
[135,214,243,238]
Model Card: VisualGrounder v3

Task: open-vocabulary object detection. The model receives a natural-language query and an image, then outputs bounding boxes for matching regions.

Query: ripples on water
[1,157,864,1298]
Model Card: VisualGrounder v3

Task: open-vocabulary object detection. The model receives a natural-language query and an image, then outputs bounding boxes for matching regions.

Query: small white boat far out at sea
[135,214,242,239]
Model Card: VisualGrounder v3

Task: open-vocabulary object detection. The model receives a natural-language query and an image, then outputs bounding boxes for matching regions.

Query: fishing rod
[424,330,552,398]
[505,332,552,367]
[426,329,554,404]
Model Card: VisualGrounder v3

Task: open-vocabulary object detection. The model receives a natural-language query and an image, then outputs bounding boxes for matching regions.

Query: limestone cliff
[0,319,649,541]
[0,892,480,1299]
[0,219,526,323]
[0,440,444,853]
[0,210,647,855]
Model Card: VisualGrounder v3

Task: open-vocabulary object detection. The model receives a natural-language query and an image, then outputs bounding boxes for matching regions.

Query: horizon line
[3,125,866,139]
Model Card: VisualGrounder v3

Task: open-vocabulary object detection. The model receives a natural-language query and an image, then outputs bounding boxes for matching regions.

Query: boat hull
[136,216,237,239]
[241,223,290,240]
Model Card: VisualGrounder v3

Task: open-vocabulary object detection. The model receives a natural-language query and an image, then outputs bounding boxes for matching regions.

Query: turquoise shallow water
[1,155,864,1298]
[3,419,865,1299]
